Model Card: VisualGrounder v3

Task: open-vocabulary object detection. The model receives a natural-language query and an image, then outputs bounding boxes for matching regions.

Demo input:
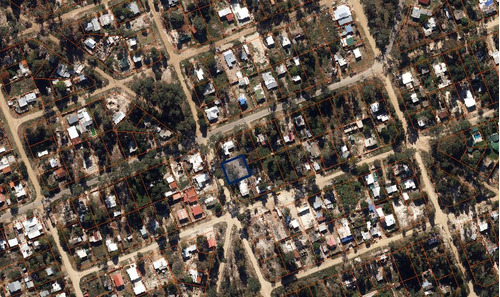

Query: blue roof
[486,0,493,6]
[345,25,353,33]
[238,96,247,105]
[341,235,354,244]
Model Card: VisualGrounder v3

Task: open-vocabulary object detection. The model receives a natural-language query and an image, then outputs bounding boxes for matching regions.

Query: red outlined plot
[395,0,497,54]
[436,118,499,178]
[184,7,373,126]
[0,216,75,296]
[247,158,430,283]
[22,95,178,191]
[216,81,401,201]
[276,234,465,297]
[51,151,221,271]
[80,228,223,296]
[55,0,163,78]
[0,39,96,116]
[393,34,498,133]
[454,213,499,290]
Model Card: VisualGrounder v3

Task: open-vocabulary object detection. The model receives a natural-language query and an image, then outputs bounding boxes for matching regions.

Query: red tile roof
[184,188,198,204]
[112,274,124,287]
[208,238,216,248]
[226,13,234,22]
[191,205,203,217]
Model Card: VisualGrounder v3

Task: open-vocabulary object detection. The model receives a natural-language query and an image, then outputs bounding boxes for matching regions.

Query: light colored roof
[262,72,277,89]
[67,126,79,139]
[239,180,249,196]
[133,281,146,295]
[205,106,220,121]
[385,214,395,227]
[353,48,362,58]
[218,7,232,17]
[235,6,250,20]
[126,266,140,282]
[266,35,274,46]
[402,71,413,85]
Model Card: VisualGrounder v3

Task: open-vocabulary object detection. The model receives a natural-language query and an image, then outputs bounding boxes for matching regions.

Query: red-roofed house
[54,168,67,180]
[208,238,216,249]
[191,205,203,218]
[112,273,124,289]
[327,237,336,249]
[226,13,234,22]
[183,188,198,204]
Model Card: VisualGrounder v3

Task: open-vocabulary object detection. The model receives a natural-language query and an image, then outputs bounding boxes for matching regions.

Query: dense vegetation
[131,77,196,140]
[360,0,400,53]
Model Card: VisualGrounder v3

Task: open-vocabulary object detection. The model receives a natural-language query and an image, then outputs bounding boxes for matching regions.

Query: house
[222,140,235,156]
[265,36,275,47]
[112,274,124,289]
[190,269,202,283]
[418,0,429,5]
[334,5,353,25]
[54,168,67,180]
[218,7,232,19]
[126,266,140,282]
[113,111,125,125]
[386,185,398,195]
[188,153,204,173]
[239,180,249,196]
[19,60,30,76]
[84,18,101,32]
[276,64,287,76]
[67,126,79,140]
[195,68,205,81]
[8,281,21,294]
[205,106,220,122]
[133,281,146,295]
[23,217,43,239]
[281,35,291,48]
[223,50,236,68]
[183,245,197,258]
[191,205,203,218]
[153,258,168,271]
[128,2,140,15]
[262,72,277,90]
[177,209,189,222]
[234,6,250,22]
[403,179,416,190]
[353,48,362,60]
[194,173,209,188]
[478,219,489,232]
[84,38,97,50]
[479,0,496,15]
[334,54,347,67]
[463,90,476,110]
[203,82,215,95]
[99,13,114,26]
[364,137,378,148]
[384,214,395,228]
[105,239,118,252]
[76,249,87,259]
[401,71,414,87]
[433,62,447,77]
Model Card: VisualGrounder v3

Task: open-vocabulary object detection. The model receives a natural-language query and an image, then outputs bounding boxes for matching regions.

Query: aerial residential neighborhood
[0,0,497,296]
